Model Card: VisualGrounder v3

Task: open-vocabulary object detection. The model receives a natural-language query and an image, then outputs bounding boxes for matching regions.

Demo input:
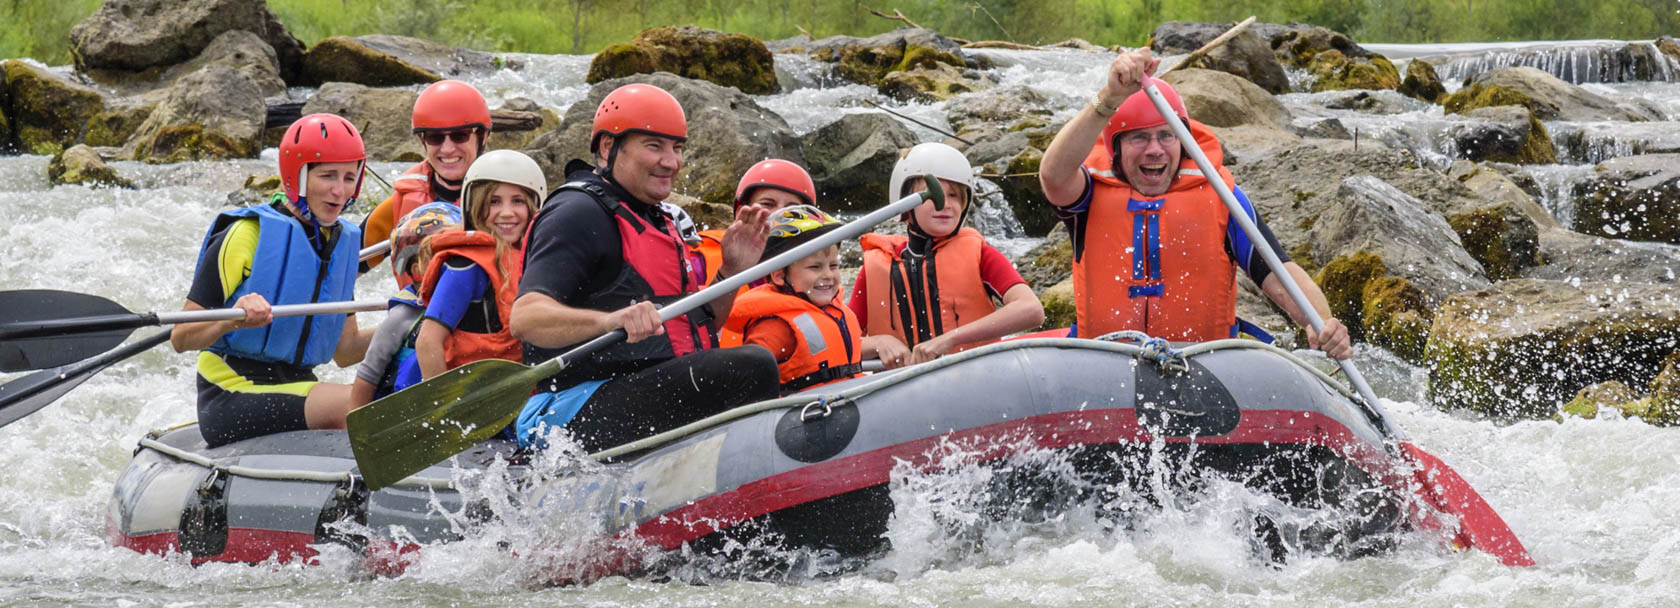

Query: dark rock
[1270,24,1373,67]
[1293,118,1351,140]
[1018,222,1071,294]
[486,101,561,153]
[126,65,264,162]
[83,103,155,148]
[48,144,134,188]
[1450,106,1557,165]
[799,113,917,212]
[984,146,1048,237]
[1570,154,1680,244]
[300,83,422,163]
[1523,227,1680,285]
[587,26,778,94]
[1398,59,1446,103]
[301,36,445,87]
[1151,21,1289,94]
[1307,50,1401,91]
[69,0,303,84]
[1,60,105,155]
[525,72,802,207]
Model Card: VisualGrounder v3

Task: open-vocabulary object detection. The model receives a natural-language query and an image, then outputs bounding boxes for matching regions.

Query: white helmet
[463,149,548,206]
[888,142,974,201]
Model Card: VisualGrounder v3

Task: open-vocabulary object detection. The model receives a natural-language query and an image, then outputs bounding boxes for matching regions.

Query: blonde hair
[462,181,540,290]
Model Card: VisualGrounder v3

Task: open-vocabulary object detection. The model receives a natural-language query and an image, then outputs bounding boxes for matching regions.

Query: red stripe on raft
[633,408,1403,549]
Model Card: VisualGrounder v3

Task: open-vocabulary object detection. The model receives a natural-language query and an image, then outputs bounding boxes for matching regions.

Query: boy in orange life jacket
[848,143,1045,369]
[722,206,867,394]
[413,150,544,379]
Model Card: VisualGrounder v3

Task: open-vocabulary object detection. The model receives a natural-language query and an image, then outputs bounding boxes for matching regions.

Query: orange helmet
[279,113,366,204]
[590,83,687,155]
[734,159,816,211]
[411,80,492,133]
[1100,77,1187,162]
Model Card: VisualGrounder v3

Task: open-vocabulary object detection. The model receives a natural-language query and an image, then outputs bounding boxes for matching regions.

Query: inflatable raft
[105,336,1521,572]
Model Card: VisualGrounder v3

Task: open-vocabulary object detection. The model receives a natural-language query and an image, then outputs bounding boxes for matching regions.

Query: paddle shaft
[1140,79,1397,437]
[530,177,947,386]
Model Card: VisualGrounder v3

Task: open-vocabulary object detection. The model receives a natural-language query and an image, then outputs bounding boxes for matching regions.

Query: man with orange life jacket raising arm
[1036,48,1351,359]
[508,83,781,452]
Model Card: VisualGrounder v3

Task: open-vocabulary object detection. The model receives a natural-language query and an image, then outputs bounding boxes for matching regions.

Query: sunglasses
[420,130,476,147]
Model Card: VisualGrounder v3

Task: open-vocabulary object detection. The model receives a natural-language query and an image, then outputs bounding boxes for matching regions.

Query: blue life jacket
[197,202,361,367]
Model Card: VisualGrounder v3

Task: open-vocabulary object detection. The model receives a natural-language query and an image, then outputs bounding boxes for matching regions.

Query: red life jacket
[373,161,463,290]
[1073,119,1238,341]
[417,230,523,369]
[858,227,999,350]
[721,285,862,393]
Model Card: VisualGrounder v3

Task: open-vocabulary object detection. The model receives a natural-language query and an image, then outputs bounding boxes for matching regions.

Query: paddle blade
[0,331,171,428]
[0,290,135,372]
[348,358,541,490]
[1401,441,1534,566]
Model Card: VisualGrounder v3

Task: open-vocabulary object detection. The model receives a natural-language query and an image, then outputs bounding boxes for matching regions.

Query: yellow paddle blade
[348,358,542,490]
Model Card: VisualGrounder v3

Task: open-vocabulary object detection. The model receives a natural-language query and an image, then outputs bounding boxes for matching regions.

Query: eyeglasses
[420,130,476,147]
[1119,130,1178,148]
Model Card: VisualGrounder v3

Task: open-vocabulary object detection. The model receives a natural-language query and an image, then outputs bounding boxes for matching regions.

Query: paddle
[347,175,949,490]
[0,240,393,372]
[0,242,392,429]
[1140,77,1533,566]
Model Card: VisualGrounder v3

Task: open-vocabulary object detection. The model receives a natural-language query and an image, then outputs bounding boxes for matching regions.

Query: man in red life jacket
[1037,48,1352,360]
[508,83,780,451]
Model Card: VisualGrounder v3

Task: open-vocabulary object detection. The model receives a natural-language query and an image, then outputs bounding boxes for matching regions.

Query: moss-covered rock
[1399,59,1446,103]
[1558,380,1639,420]
[47,144,133,188]
[1018,223,1072,294]
[1443,83,1538,117]
[2,60,105,155]
[664,191,734,232]
[300,82,421,163]
[301,36,440,87]
[1459,106,1556,165]
[836,44,966,86]
[986,147,1047,238]
[133,124,251,163]
[1314,252,1434,363]
[587,26,778,95]
[125,65,263,162]
[1447,204,1541,281]
[1038,278,1076,332]
[0,102,11,153]
[1645,352,1680,425]
[1456,67,1660,122]
[1315,252,1388,341]
[1307,50,1401,92]
[226,174,282,208]
[1425,279,1680,419]
[1270,25,1372,68]
[1569,154,1680,245]
[83,104,154,148]
[1659,36,1680,62]
[879,62,993,102]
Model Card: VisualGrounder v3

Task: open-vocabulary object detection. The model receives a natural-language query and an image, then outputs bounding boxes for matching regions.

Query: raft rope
[1092,330,1186,370]
[135,433,456,490]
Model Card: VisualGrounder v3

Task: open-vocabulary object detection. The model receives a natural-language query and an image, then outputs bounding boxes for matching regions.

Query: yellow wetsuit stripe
[216,218,260,301]
[197,351,316,397]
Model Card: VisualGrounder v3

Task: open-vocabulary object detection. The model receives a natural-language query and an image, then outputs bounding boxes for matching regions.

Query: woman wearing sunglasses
[359,79,493,289]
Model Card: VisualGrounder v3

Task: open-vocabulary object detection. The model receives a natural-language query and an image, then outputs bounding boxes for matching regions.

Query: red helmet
[1100,77,1188,162]
[279,113,367,203]
[591,84,687,154]
[412,80,492,133]
[734,159,816,211]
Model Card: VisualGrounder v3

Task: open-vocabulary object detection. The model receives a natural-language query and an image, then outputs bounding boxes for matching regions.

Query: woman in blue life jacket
[348,202,462,408]
[171,113,377,448]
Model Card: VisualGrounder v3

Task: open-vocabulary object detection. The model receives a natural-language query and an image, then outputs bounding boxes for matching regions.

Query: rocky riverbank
[6,0,1680,424]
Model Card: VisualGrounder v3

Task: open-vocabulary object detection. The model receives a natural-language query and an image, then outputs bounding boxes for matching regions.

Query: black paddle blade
[0,330,171,428]
[0,290,136,372]
[348,358,542,490]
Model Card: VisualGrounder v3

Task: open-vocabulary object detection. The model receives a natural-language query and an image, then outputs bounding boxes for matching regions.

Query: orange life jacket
[858,227,999,350]
[365,161,462,289]
[417,229,523,370]
[1073,119,1238,341]
[696,228,725,284]
[721,285,863,393]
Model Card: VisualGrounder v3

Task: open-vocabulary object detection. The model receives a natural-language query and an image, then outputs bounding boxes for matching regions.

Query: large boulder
[68,0,304,84]
[524,72,803,207]
[1522,227,1680,285]
[1450,161,1559,229]
[799,113,917,212]
[784,29,970,88]
[157,30,287,98]
[126,65,264,162]
[878,62,994,102]
[47,144,134,188]
[1307,50,1401,92]
[1660,36,1680,62]
[1159,68,1290,130]
[981,146,1049,237]
[300,83,422,163]
[1569,154,1680,245]
[1150,22,1289,94]
[1398,59,1446,103]
[587,26,778,94]
[776,28,965,58]
[83,103,155,148]
[945,85,1052,133]
[1445,67,1662,122]
[1426,279,1680,419]
[1269,24,1373,68]
[1448,105,1557,165]
[1,60,105,155]
[300,36,459,87]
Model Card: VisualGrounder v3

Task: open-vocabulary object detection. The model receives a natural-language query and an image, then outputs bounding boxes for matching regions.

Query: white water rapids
[2,41,1679,606]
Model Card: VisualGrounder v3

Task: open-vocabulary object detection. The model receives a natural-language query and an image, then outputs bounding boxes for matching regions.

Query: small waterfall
[969,177,1027,240]
[1430,41,1680,85]
[1520,164,1600,226]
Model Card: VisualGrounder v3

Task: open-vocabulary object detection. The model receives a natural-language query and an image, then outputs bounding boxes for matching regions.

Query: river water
[3,39,1679,607]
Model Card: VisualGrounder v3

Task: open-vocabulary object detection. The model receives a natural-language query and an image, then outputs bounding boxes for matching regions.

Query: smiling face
[773,245,843,306]
[603,132,683,204]
[421,128,481,182]
[906,177,970,238]
[1116,125,1181,197]
[473,182,535,246]
[302,161,362,225]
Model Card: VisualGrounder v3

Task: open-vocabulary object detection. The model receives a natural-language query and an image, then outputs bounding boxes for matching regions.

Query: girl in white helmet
[410,150,545,381]
[849,143,1044,368]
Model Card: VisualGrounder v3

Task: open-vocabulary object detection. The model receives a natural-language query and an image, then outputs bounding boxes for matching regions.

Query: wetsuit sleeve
[423,260,489,330]
[977,244,1028,297]
[519,196,618,304]
[356,303,422,384]
[1051,168,1097,216]
[186,218,260,308]
[1223,185,1291,287]
[847,267,869,327]
[742,317,799,364]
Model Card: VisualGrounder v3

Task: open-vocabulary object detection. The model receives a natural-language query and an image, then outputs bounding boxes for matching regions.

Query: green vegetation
[3,0,1679,66]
